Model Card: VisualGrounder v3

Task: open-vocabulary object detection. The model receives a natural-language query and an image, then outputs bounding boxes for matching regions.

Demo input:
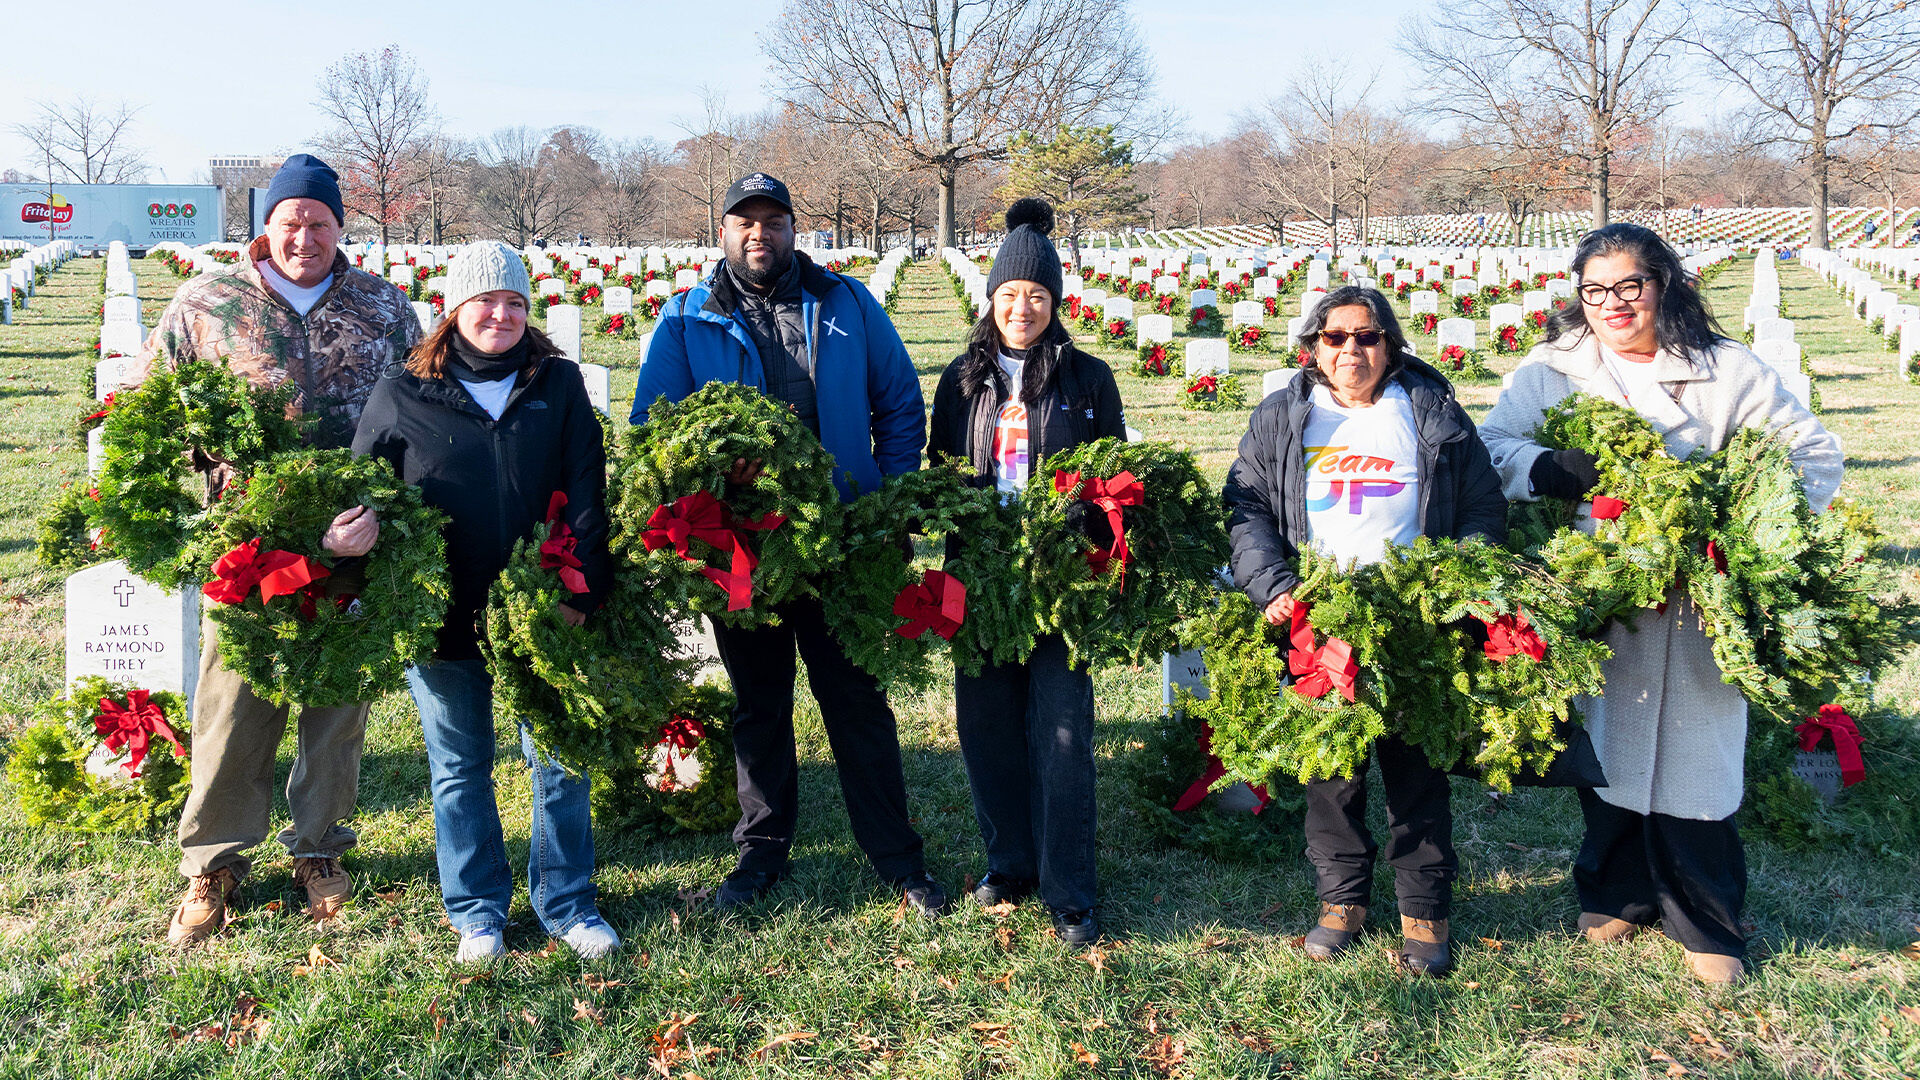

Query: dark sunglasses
[1316,329,1385,348]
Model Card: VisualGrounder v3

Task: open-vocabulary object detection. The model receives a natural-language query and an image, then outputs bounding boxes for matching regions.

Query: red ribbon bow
[1054,469,1144,585]
[1795,704,1866,787]
[1287,604,1359,702]
[539,491,589,595]
[85,393,116,423]
[1481,609,1547,663]
[1705,538,1729,575]
[1171,721,1271,813]
[202,538,329,606]
[658,714,706,751]
[1588,495,1628,520]
[92,689,184,779]
[893,569,967,640]
[1190,375,1219,394]
[641,490,787,611]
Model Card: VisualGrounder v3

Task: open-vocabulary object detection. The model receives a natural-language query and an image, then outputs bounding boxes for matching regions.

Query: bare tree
[595,138,666,244]
[762,0,1157,250]
[1400,0,1686,228]
[473,127,595,247]
[664,87,751,245]
[314,46,437,245]
[1690,0,1920,248]
[412,134,473,244]
[1249,66,1413,255]
[10,96,148,184]
[1836,115,1920,246]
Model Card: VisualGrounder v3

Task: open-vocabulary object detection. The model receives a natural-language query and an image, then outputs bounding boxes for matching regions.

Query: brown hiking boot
[1303,903,1367,959]
[1684,950,1746,985]
[167,867,240,947]
[1577,911,1642,943]
[292,856,350,921]
[1399,916,1453,977]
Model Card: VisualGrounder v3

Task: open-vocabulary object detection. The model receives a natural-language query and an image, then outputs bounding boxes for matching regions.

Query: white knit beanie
[443,241,531,314]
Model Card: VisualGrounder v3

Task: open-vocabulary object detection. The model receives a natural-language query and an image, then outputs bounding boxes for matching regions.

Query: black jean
[954,634,1098,914]
[1302,735,1455,920]
[1575,788,1747,957]
[707,596,925,882]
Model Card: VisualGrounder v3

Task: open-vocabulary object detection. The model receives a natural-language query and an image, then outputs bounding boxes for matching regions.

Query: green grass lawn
[0,253,1915,1078]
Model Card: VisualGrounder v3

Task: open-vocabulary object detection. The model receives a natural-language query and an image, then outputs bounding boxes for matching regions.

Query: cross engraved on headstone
[114,579,135,607]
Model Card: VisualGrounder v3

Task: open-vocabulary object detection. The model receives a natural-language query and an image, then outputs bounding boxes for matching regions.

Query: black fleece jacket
[1221,357,1508,610]
[352,354,609,661]
[926,328,1127,481]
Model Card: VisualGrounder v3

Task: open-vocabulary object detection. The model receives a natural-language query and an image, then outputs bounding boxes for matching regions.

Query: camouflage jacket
[138,237,422,448]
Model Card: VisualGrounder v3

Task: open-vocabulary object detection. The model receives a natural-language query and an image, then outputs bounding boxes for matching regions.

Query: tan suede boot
[1303,903,1367,959]
[292,856,350,922]
[1684,950,1746,985]
[1577,912,1642,943]
[166,867,239,947]
[1399,915,1453,977]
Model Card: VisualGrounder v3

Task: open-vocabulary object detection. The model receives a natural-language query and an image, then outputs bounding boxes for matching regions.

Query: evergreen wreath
[191,449,451,707]
[36,482,105,574]
[1023,438,1231,668]
[590,683,742,838]
[1186,539,1607,791]
[484,510,698,775]
[1113,704,1303,863]
[1131,342,1175,378]
[1180,372,1247,411]
[90,361,303,590]
[822,462,1034,686]
[6,677,191,833]
[612,383,844,626]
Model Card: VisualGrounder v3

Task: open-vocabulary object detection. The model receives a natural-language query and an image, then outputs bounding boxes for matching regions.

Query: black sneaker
[1051,908,1100,945]
[896,871,950,918]
[969,871,1037,907]
[714,864,790,911]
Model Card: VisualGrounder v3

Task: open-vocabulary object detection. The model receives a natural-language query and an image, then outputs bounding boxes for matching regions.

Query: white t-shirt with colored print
[1301,381,1423,567]
[990,352,1031,495]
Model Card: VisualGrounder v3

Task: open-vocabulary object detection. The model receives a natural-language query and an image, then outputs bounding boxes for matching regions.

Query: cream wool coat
[1478,334,1844,820]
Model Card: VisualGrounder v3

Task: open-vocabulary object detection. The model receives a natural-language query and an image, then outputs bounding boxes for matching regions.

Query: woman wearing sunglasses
[1478,224,1841,984]
[1223,284,1507,977]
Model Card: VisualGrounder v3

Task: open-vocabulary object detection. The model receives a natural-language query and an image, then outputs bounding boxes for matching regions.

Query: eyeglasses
[1578,276,1651,305]
[1316,329,1385,348]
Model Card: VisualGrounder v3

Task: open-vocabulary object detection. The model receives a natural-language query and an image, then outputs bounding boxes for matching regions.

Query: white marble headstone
[1184,340,1230,377]
[65,559,200,707]
[1436,318,1477,350]
[1190,289,1218,311]
[1102,297,1134,321]
[580,362,611,414]
[603,286,633,315]
[1231,300,1264,326]
[545,304,583,363]
[1136,314,1175,344]
[1262,366,1301,400]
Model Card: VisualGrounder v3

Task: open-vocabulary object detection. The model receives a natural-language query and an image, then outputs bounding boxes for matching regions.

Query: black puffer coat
[927,324,1127,479]
[1222,357,1507,609]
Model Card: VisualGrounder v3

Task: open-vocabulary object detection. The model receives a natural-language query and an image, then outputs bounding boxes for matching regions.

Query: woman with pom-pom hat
[928,198,1127,944]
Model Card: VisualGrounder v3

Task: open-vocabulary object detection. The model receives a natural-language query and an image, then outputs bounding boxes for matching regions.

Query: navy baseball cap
[722,172,793,216]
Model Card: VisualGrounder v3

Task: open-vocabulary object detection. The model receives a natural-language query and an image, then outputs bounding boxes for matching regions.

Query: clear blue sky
[0,1,1427,183]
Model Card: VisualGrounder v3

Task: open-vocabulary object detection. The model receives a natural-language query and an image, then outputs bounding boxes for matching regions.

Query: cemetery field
[0,255,1916,1079]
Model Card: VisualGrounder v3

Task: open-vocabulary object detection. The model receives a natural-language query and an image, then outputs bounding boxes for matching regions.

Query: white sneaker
[560,915,620,959]
[456,926,506,963]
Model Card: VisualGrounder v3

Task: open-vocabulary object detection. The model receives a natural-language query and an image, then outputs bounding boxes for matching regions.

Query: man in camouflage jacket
[137,155,421,946]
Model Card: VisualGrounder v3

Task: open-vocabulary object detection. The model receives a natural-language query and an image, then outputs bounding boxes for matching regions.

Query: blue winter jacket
[629,253,925,502]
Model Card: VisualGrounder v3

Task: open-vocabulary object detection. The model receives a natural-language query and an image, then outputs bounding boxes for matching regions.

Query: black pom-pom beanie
[986,197,1064,305]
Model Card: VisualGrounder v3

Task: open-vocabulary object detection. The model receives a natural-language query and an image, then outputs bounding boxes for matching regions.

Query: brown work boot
[1399,915,1453,978]
[292,856,350,921]
[166,867,240,947]
[1577,911,1642,943]
[1303,903,1367,959]
[1684,950,1746,985]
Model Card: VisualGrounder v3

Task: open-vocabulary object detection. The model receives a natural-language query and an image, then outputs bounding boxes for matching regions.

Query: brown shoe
[1577,912,1643,943]
[1399,916,1453,977]
[167,867,240,947]
[1684,950,1746,985]
[1303,903,1368,959]
[292,856,350,921]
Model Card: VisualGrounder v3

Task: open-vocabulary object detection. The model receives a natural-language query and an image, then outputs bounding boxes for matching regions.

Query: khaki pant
[175,617,369,880]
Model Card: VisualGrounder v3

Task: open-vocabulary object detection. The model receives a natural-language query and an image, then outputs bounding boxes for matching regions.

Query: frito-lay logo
[146,201,195,220]
[21,194,73,224]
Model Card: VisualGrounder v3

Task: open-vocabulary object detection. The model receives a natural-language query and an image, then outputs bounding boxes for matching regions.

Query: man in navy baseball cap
[721,172,793,217]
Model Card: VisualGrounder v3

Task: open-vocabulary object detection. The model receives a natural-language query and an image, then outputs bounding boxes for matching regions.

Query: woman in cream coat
[1478,224,1842,985]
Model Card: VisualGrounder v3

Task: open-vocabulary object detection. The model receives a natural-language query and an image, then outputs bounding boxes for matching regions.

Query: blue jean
[405,658,599,936]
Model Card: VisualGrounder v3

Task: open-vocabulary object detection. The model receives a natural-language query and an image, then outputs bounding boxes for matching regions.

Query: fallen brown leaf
[853,1031,885,1052]
[536,940,560,958]
[581,974,625,992]
[291,943,337,976]
[427,997,445,1038]
[262,899,283,913]
[375,886,406,903]
[983,971,1012,987]
[452,970,492,987]
[1071,1041,1100,1066]
[675,885,713,906]
[1082,1018,1109,1031]
[1901,940,1920,961]
[520,1009,540,1029]
[1897,1004,1920,1025]
[1461,981,1482,990]
[891,955,915,970]
[1083,946,1109,973]
[982,900,1018,918]
[572,998,605,1025]
[995,923,1016,951]
[971,1022,1010,1032]
[936,974,958,991]
[1258,900,1287,921]
[1198,934,1232,952]
[1479,937,1506,951]
[1142,1034,1187,1076]
[753,1030,817,1060]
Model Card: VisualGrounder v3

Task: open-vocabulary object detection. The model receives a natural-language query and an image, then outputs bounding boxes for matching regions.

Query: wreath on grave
[1113,703,1303,864]
[589,683,741,838]
[1187,305,1223,335]
[1181,372,1247,412]
[1100,317,1135,349]
[1492,323,1527,355]
[1132,342,1174,378]
[36,482,106,573]
[6,677,191,833]
[823,462,1034,686]
[1228,325,1268,355]
[1434,344,1496,380]
[611,383,843,627]
[1507,394,1914,723]
[1023,439,1231,668]
[1186,539,1607,792]
[595,312,639,339]
[1414,312,1439,336]
[191,449,451,707]
[73,391,118,442]
[90,361,304,590]
[483,500,697,775]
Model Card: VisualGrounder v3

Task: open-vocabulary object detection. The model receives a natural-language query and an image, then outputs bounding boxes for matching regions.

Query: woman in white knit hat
[353,240,620,963]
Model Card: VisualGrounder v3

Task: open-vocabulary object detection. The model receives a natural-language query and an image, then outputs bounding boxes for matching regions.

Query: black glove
[1529,449,1600,500]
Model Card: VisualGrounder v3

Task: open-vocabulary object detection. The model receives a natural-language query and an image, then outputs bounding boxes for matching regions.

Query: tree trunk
[936,161,957,251]
[1591,147,1610,230]
[1811,142,1832,249]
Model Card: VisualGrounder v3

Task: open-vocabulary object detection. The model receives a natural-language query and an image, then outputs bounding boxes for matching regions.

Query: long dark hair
[1544,223,1730,364]
[406,313,559,379]
[956,309,1074,403]
[1298,285,1412,394]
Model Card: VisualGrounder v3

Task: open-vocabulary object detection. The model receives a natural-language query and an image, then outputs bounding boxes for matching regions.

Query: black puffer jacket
[352,354,609,661]
[1222,357,1507,609]
[927,325,1127,479]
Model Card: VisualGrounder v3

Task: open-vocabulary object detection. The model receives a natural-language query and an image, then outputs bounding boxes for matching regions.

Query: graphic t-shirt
[991,353,1030,495]
[1302,382,1423,566]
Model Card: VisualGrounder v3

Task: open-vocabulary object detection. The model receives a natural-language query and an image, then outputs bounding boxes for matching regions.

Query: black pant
[707,596,925,882]
[1303,735,1455,920]
[954,634,1098,914]
[1575,788,1747,957]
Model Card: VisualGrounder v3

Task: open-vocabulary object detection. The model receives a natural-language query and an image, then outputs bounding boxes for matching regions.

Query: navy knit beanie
[264,154,346,226]
[986,198,1064,306]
